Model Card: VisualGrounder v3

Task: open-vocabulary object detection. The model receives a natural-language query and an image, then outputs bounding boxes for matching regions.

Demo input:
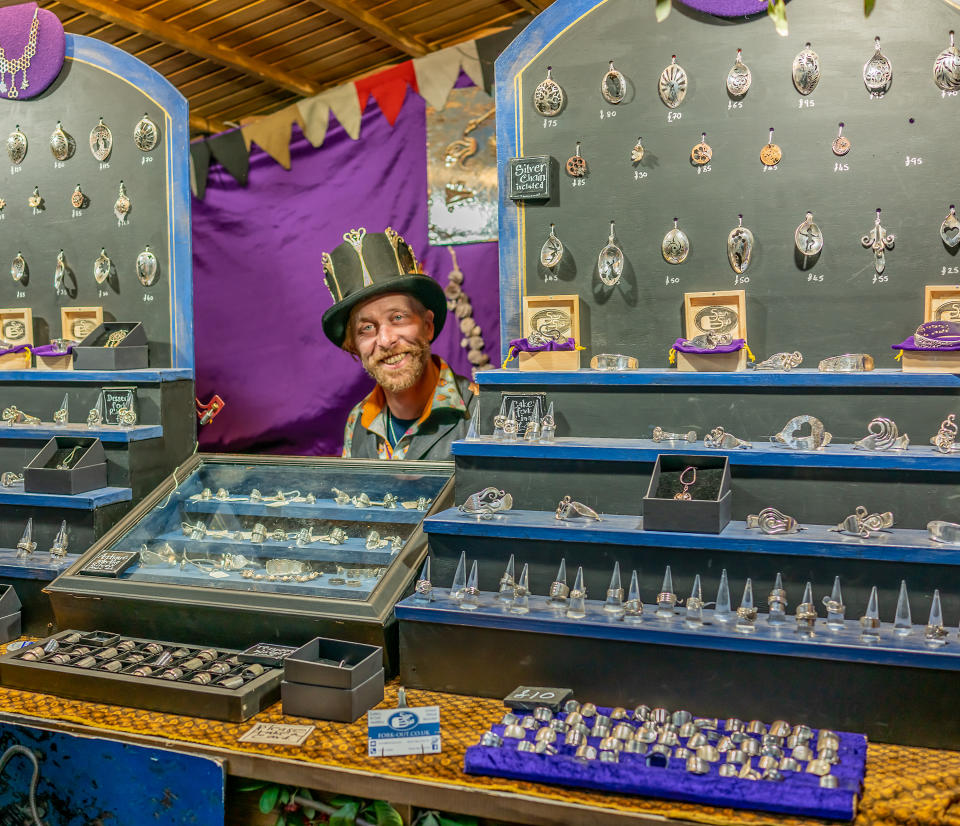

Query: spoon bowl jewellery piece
[90,117,113,162]
[565,141,587,177]
[934,31,960,91]
[598,220,624,286]
[832,123,851,156]
[795,211,823,257]
[662,218,689,265]
[10,252,27,283]
[533,67,565,117]
[540,224,564,269]
[726,49,751,97]
[727,215,754,274]
[690,133,711,166]
[658,55,687,109]
[94,248,111,285]
[863,36,893,96]
[133,114,160,152]
[137,246,159,286]
[49,121,75,162]
[601,60,627,104]
[760,128,781,166]
[7,125,27,165]
[792,42,820,95]
[941,206,960,248]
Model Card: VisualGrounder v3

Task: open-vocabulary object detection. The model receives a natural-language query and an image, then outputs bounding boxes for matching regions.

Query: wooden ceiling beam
[511,0,542,12]
[306,0,430,57]
[53,0,321,96]
[190,112,227,134]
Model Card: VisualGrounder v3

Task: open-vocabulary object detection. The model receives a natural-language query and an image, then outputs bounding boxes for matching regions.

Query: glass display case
[47,455,454,671]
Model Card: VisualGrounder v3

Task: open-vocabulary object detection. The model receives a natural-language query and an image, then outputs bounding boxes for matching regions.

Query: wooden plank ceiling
[8,0,550,134]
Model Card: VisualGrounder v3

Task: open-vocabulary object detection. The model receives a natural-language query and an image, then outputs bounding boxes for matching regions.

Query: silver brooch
[6,125,27,165]
[852,417,909,451]
[49,121,75,161]
[770,414,832,450]
[533,67,564,117]
[662,217,689,264]
[658,55,687,109]
[136,245,159,286]
[860,209,894,275]
[726,48,751,97]
[727,215,753,274]
[933,30,960,91]
[752,351,803,371]
[792,42,820,95]
[597,220,624,286]
[90,117,113,161]
[863,36,892,96]
[133,114,160,151]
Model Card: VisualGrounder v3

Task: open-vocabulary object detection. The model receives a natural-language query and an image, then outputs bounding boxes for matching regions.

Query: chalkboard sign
[501,392,547,436]
[80,550,139,577]
[509,156,553,200]
[101,388,137,426]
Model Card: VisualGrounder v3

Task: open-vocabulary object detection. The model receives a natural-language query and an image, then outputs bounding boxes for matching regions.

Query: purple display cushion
[0,3,66,100]
[678,0,773,17]
[893,337,960,352]
[30,343,74,357]
[507,337,576,353]
[0,344,30,356]
[465,712,865,821]
[673,337,746,355]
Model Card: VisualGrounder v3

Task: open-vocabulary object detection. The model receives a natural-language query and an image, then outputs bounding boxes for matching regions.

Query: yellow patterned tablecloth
[0,663,957,826]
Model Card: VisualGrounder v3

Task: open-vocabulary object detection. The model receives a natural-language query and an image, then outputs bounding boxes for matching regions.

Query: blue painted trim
[0,485,132,510]
[452,436,960,472]
[476,367,960,389]
[0,549,78,580]
[426,507,960,566]
[0,425,162,443]
[0,368,193,383]
[395,592,960,672]
[184,500,427,524]
[65,35,193,372]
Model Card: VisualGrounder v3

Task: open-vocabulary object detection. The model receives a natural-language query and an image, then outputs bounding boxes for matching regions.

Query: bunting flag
[192,28,520,196]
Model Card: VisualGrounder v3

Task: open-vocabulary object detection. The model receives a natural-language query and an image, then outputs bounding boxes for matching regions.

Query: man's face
[351,293,434,393]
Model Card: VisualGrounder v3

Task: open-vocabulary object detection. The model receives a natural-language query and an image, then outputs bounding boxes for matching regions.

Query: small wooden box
[519,294,580,371]
[0,308,33,371]
[901,351,960,373]
[37,307,104,371]
[676,290,747,372]
[923,285,960,323]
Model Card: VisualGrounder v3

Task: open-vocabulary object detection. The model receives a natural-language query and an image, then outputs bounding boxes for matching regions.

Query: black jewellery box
[74,322,148,370]
[0,584,22,644]
[24,436,107,494]
[282,637,384,723]
[642,454,732,534]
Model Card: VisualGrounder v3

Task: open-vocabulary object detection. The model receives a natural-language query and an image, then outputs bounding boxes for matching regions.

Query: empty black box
[281,668,385,722]
[0,585,22,644]
[284,637,382,689]
[642,454,732,534]
[74,322,148,370]
[24,437,107,494]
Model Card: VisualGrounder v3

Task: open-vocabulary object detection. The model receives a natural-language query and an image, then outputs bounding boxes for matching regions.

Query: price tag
[367,706,441,756]
[79,550,139,577]
[239,723,315,747]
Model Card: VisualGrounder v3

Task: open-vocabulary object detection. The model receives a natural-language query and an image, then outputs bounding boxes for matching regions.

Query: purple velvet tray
[673,337,746,355]
[508,336,577,353]
[30,343,74,357]
[465,710,865,821]
[892,336,960,352]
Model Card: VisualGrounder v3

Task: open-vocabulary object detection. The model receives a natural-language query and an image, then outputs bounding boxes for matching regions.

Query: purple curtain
[192,78,500,456]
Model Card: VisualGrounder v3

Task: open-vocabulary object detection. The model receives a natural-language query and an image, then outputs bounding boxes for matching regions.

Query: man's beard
[362,340,431,393]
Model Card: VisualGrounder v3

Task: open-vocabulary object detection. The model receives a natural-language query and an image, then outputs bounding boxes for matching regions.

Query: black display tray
[281,668,384,723]
[0,630,283,721]
[74,322,149,370]
[24,436,107,494]
[284,637,383,689]
[643,454,732,534]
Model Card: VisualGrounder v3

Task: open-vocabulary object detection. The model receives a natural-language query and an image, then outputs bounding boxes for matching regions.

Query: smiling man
[321,227,477,460]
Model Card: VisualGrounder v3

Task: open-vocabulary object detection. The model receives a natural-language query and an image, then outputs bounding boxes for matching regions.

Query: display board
[1,35,192,369]
[496,0,960,363]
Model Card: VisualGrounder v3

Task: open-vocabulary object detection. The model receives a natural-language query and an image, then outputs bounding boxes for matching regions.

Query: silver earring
[533,67,564,117]
[934,30,960,91]
[90,117,113,161]
[598,220,624,286]
[792,42,820,95]
[540,224,563,269]
[860,209,894,275]
[662,218,689,265]
[863,36,892,96]
[940,205,960,248]
[727,215,754,274]
[658,54,687,108]
[795,211,823,257]
[726,48,751,97]
[601,60,626,104]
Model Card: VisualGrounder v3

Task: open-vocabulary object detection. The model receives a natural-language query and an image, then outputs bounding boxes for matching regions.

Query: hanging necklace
[0,8,40,99]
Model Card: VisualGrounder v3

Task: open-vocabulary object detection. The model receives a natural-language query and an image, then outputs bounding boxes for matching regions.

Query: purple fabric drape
[192,77,500,456]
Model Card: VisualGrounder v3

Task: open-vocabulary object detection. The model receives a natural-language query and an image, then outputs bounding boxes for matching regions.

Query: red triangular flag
[354,61,419,126]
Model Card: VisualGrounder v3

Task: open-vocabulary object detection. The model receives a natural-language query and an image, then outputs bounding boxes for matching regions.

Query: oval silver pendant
[49,122,74,161]
[7,126,27,165]
[934,33,960,91]
[136,245,159,286]
[601,61,626,104]
[941,206,960,248]
[533,68,564,117]
[598,221,624,286]
[727,224,754,274]
[10,252,27,283]
[795,212,823,256]
[94,248,111,285]
[792,43,820,95]
[863,37,892,96]
[726,49,751,97]
[540,224,564,268]
[90,118,113,161]
[659,56,687,108]
[133,114,159,151]
[662,224,689,264]
[114,181,131,226]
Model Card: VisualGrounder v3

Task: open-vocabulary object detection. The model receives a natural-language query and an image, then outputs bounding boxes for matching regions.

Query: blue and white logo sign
[368,705,441,757]
[387,711,418,731]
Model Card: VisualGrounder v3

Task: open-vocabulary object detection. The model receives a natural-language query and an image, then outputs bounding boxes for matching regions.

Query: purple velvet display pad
[0,344,30,356]
[465,712,865,821]
[673,337,745,355]
[892,337,960,352]
[677,0,772,17]
[0,3,66,100]
[507,337,576,353]
[30,343,74,357]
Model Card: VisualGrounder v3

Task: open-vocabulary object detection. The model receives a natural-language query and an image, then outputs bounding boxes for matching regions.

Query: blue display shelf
[452,437,960,472]
[476,368,960,389]
[0,369,193,383]
[183,499,428,524]
[425,508,960,566]
[0,424,163,442]
[396,591,960,672]
[0,549,78,580]
[0,485,132,510]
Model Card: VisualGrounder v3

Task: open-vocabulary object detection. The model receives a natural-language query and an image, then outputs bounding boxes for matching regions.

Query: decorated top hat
[321,227,447,349]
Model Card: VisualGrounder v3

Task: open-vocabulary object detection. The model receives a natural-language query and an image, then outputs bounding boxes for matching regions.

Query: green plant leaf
[330,801,360,826]
[275,815,287,826]
[767,0,788,36]
[280,789,291,805]
[655,0,671,22]
[298,788,317,820]
[237,781,267,792]
[416,814,441,826]
[438,817,478,826]
[864,0,876,15]
[260,786,280,814]
[372,800,403,826]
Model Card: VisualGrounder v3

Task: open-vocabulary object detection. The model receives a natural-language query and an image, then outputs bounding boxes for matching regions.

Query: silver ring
[633,704,652,721]
[612,722,634,740]
[696,745,720,762]
[564,729,585,747]
[791,744,814,762]
[591,723,611,739]
[746,720,766,734]
[806,759,832,776]
[520,715,539,730]
[565,711,583,728]
[704,426,752,449]
[481,731,503,747]
[762,769,785,782]
[685,756,710,775]
[725,717,745,732]
[459,487,514,519]
[853,417,910,451]
[741,738,760,757]
[768,720,790,738]
[673,747,692,760]
[575,744,598,761]
[726,749,747,765]
[746,507,804,535]
[770,414,832,450]
[599,736,622,752]
[503,724,525,739]
[549,718,567,732]
[779,756,800,772]
[564,699,581,714]
[931,414,960,453]
[609,706,629,720]
[624,739,648,754]
[555,495,601,521]
[535,727,556,743]
[820,774,839,788]
[719,763,738,777]
[516,740,536,753]
[533,706,553,723]
[791,724,813,742]
[816,730,839,748]
[818,353,875,372]
[687,732,709,749]
[832,505,894,538]
[751,351,803,371]
[928,520,960,544]
[599,750,619,763]
[535,741,557,755]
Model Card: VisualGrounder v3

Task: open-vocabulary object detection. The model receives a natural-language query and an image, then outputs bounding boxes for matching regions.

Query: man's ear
[423,309,435,339]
